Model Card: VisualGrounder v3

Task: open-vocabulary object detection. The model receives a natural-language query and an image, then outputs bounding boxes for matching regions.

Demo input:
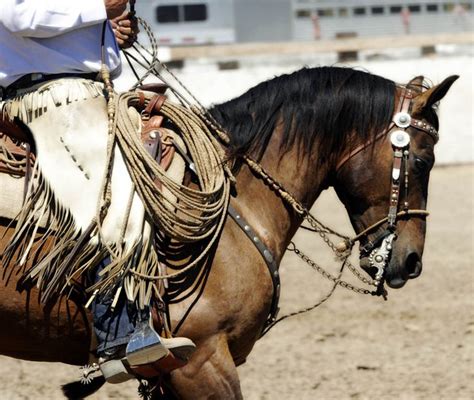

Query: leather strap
[410,117,439,143]
[142,116,164,158]
[137,91,146,109]
[0,115,30,143]
[388,150,403,227]
[227,204,280,332]
[138,83,168,95]
[158,130,176,172]
[335,129,389,171]
[142,94,167,121]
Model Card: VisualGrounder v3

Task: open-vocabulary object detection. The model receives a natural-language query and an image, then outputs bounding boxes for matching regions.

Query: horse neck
[232,127,331,263]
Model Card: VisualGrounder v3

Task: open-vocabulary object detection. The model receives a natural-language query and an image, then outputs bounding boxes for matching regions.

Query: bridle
[334,88,439,284]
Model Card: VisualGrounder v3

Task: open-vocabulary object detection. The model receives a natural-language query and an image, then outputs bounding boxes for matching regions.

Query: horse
[0,66,457,399]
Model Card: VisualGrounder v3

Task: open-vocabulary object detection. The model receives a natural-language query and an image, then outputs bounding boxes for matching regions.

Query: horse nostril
[406,252,422,278]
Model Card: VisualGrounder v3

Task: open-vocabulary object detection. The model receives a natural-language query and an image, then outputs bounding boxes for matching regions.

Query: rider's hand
[110,12,139,49]
[104,0,129,19]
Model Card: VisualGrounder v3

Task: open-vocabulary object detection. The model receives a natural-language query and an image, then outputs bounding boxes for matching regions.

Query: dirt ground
[0,164,472,400]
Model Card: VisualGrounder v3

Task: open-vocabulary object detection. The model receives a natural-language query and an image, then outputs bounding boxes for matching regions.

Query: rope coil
[94,88,232,290]
[113,92,230,242]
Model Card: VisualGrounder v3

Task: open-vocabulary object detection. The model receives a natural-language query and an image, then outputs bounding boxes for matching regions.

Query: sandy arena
[0,51,472,399]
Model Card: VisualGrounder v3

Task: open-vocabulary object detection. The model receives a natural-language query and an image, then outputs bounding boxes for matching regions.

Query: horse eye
[414,157,429,171]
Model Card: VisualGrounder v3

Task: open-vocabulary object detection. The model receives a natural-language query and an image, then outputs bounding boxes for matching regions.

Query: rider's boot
[93,260,196,383]
[98,308,196,383]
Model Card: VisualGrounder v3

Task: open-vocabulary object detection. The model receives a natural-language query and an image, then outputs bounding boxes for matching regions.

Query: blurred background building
[122,0,472,166]
[134,0,473,46]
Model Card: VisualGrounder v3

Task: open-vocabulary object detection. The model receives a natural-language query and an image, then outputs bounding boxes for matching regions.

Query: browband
[336,88,438,172]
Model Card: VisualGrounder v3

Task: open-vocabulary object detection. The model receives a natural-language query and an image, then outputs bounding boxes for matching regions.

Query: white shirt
[0,0,121,88]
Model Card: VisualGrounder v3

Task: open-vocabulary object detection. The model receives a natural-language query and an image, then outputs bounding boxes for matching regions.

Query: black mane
[210,66,396,165]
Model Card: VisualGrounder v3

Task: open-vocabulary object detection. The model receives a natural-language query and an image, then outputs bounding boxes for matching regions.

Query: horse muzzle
[359,236,423,289]
[384,250,423,289]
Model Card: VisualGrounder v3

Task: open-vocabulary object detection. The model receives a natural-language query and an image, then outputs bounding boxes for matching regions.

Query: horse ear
[406,75,425,95]
[412,75,459,115]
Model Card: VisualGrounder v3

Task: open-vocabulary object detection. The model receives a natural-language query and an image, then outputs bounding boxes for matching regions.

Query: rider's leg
[91,258,137,383]
[92,258,196,383]
[92,258,135,358]
[92,287,134,357]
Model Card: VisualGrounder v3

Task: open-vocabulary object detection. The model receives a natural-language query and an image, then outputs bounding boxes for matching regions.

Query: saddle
[0,114,30,143]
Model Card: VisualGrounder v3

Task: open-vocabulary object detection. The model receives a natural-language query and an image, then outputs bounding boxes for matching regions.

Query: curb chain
[289,244,374,295]
[303,214,379,287]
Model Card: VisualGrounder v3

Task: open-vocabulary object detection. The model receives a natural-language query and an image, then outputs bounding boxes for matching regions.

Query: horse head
[213,67,458,292]
[334,75,458,289]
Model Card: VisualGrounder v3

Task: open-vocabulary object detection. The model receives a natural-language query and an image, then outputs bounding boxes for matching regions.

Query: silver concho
[368,234,395,284]
[393,112,411,128]
[390,130,410,148]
